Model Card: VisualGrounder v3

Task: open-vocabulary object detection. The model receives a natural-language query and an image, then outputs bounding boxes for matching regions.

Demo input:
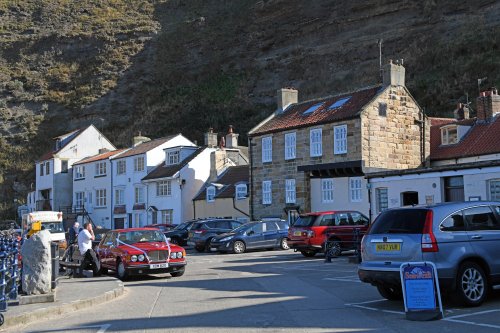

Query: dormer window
[206,186,216,202]
[167,150,180,165]
[441,125,458,145]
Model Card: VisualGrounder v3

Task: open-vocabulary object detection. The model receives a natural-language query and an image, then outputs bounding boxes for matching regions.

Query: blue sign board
[400,262,443,321]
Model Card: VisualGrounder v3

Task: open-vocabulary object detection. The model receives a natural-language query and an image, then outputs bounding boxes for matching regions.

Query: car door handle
[471,235,482,239]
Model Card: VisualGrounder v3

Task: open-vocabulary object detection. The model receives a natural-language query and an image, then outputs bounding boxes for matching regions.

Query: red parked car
[287,211,369,257]
[95,228,186,280]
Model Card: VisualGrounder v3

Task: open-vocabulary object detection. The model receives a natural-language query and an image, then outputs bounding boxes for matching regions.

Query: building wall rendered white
[194,198,249,220]
[310,177,370,216]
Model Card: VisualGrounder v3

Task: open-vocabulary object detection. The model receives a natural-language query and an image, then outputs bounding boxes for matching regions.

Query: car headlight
[138,254,145,262]
[170,252,177,259]
[176,251,183,259]
[131,255,138,262]
[220,236,233,242]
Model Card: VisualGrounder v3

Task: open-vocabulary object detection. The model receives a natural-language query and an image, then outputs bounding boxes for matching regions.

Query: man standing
[68,222,79,244]
[77,222,100,276]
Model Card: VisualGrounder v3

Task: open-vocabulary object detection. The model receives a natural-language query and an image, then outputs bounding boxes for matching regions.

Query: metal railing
[0,234,20,325]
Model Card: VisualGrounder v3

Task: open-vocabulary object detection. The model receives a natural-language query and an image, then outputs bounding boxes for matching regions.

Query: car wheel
[300,250,317,257]
[100,266,108,275]
[195,245,205,252]
[456,262,488,306]
[116,260,128,281]
[326,240,342,257]
[170,268,185,277]
[170,237,179,245]
[205,238,214,252]
[233,240,246,254]
[280,238,290,250]
[377,285,403,301]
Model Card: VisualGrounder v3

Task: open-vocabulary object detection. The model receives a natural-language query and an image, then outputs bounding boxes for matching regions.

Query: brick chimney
[204,128,218,148]
[383,59,405,87]
[453,103,470,120]
[276,88,298,114]
[476,88,500,121]
[225,125,239,148]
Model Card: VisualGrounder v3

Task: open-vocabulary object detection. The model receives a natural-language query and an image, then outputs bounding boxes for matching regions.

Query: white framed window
[74,165,85,179]
[262,180,272,204]
[334,124,347,154]
[285,132,296,160]
[75,192,84,207]
[349,177,363,202]
[441,125,458,145]
[157,180,172,196]
[134,156,145,172]
[161,209,173,224]
[45,161,50,175]
[321,179,334,203]
[310,128,322,157]
[95,162,106,176]
[96,189,106,207]
[167,150,179,165]
[134,187,144,204]
[40,163,44,176]
[207,186,216,202]
[376,188,388,213]
[262,136,272,163]
[115,188,125,205]
[285,179,296,204]
[134,213,144,228]
[489,179,500,201]
[235,184,247,200]
[116,160,126,175]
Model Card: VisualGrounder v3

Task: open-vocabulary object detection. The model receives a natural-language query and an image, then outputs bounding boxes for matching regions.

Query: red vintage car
[95,228,186,280]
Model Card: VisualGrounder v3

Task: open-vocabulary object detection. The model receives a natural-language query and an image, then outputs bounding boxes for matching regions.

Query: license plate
[210,247,218,252]
[375,243,401,252]
[150,263,168,269]
[293,231,302,236]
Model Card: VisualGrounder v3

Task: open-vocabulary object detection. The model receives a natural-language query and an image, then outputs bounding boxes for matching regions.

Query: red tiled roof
[73,149,127,165]
[193,165,249,200]
[430,115,500,160]
[250,85,383,136]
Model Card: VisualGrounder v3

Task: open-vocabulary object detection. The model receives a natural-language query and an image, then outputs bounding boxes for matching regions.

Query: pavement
[0,274,124,331]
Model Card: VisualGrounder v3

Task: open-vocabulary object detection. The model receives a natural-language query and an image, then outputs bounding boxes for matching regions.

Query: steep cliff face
[1,0,500,218]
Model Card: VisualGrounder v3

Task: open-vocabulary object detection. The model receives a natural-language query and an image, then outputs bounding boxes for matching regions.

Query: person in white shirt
[77,222,100,276]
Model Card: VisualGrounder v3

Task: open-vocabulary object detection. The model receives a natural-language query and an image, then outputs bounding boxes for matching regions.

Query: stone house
[33,124,116,212]
[367,88,500,218]
[248,61,430,220]
[193,165,250,222]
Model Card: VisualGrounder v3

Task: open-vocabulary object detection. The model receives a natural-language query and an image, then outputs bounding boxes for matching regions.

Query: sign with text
[400,262,443,321]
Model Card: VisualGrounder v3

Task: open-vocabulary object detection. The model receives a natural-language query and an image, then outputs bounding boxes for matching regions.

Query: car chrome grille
[148,250,168,262]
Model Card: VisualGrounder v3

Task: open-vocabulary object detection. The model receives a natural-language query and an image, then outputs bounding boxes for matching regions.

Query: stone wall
[361,86,430,171]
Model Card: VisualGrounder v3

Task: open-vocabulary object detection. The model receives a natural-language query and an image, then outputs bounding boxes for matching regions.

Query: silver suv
[358,201,500,306]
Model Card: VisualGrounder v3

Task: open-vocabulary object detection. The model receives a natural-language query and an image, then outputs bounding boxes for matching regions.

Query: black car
[164,220,197,246]
[210,220,290,254]
[187,219,243,252]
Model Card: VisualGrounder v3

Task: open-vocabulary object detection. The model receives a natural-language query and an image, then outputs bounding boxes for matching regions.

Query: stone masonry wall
[361,86,430,171]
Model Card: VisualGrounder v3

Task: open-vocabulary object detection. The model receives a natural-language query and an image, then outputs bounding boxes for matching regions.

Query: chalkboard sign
[400,262,443,321]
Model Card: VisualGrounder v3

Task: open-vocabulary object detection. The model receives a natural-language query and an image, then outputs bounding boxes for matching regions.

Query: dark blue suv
[210,220,290,254]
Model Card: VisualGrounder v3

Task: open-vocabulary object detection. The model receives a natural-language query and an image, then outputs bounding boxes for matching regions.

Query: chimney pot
[276,88,298,114]
[204,128,218,148]
[383,60,405,87]
[225,125,239,148]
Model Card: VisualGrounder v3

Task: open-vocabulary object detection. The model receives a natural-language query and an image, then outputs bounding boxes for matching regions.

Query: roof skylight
[328,96,351,110]
[303,102,324,115]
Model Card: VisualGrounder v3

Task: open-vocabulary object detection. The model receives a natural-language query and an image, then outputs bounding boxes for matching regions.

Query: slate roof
[430,115,500,161]
[73,149,127,166]
[193,165,249,201]
[113,135,178,160]
[142,147,206,181]
[249,85,383,136]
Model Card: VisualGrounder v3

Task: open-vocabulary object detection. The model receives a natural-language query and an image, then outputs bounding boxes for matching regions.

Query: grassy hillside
[1,0,500,219]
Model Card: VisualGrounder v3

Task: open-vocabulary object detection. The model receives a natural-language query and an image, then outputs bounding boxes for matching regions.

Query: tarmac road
[7,249,500,332]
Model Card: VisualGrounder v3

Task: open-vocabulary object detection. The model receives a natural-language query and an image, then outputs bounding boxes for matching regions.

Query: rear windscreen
[292,216,316,227]
[369,209,429,234]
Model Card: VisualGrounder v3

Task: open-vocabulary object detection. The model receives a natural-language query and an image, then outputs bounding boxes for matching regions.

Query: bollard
[354,229,362,263]
[50,242,59,289]
[324,240,332,263]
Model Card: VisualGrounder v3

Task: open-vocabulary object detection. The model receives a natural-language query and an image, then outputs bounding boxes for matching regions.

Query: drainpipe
[249,137,255,220]
[192,199,196,219]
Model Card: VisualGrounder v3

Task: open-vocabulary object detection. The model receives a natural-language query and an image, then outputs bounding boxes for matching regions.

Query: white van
[22,211,65,242]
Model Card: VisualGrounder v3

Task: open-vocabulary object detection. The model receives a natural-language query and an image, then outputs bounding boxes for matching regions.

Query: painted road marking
[323,275,362,283]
